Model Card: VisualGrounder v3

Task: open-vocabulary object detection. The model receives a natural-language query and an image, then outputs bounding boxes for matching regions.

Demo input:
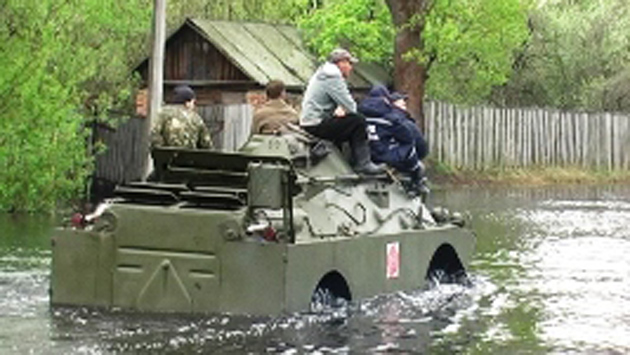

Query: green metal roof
[186,18,390,90]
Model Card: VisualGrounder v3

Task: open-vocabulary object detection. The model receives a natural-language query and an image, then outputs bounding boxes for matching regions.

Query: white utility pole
[143,0,166,180]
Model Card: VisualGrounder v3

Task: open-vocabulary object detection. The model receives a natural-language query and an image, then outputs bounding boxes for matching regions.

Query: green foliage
[428,158,456,176]
[423,0,531,104]
[296,0,530,104]
[0,0,151,212]
[298,0,394,64]
[167,0,312,25]
[494,0,630,111]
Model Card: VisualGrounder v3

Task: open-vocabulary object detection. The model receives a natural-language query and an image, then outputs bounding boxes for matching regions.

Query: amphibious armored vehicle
[50,134,475,315]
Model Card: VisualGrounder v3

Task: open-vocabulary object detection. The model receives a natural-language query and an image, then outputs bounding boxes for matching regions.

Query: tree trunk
[385,0,429,131]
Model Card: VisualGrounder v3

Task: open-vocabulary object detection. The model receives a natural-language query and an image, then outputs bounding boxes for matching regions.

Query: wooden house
[91,18,390,201]
[134,18,390,150]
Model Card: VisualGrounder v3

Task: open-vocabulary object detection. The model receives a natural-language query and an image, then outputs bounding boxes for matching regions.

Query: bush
[0,0,151,212]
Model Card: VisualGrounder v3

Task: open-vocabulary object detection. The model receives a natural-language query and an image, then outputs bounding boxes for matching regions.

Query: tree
[385,0,428,123]
[0,0,312,212]
[0,0,152,212]
[166,0,312,25]
[298,0,531,125]
[493,0,630,112]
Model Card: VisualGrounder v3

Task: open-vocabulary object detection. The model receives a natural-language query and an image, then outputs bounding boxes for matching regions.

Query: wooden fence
[92,101,630,199]
[92,104,252,192]
[425,101,630,170]
[197,104,252,152]
[92,118,145,184]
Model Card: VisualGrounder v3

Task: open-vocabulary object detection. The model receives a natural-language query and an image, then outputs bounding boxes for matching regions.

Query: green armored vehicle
[51,134,475,315]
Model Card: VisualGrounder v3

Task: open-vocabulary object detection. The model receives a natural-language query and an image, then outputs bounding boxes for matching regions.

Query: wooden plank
[464,108,471,169]
[213,22,304,86]
[624,115,630,169]
[588,114,602,168]
[525,109,531,166]
[461,106,467,168]
[606,113,613,170]
[535,110,544,166]
[424,101,432,161]
[448,105,457,165]
[562,111,568,166]
[472,109,483,169]
[94,117,145,184]
[164,80,257,86]
[440,102,447,163]
[448,103,455,166]
[499,108,503,167]
[191,20,271,85]
[552,111,559,166]
[491,107,498,166]
[484,107,489,169]
[432,102,437,162]
[438,102,444,162]
[580,113,589,168]
[459,106,466,168]
[625,114,630,170]
[508,108,512,166]
[456,104,462,167]
[507,108,513,167]
[495,107,501,166]
[488,107,493,169]
[610,114,619,170]
[514,108,520,167]
[515,110,525,167]
[512,108,518,167]
[477,106,484,168]
[565,113,576,166]
[540,109,546,165]
[243,23,317,84]
[438,103,447,163]
[530,109,536,166]
[596,113,604,169]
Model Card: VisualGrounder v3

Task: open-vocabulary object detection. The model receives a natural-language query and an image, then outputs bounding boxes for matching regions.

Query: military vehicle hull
[51,135,475,315]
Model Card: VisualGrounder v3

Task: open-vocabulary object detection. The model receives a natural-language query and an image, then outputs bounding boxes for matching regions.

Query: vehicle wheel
[309,271,352,312]
[426,244,470,287]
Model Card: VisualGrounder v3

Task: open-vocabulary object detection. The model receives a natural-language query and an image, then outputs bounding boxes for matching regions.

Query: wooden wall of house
[136,25,250,83]
[165,26,249,81]
[90,117,146,201]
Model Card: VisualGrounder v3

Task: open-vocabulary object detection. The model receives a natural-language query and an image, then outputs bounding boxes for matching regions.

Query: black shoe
[353,141,386,175]
[355,162,386,175]
[407,177,430,198]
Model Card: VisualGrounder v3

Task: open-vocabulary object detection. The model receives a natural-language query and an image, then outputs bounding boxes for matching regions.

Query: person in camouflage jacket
[150,85,213,150]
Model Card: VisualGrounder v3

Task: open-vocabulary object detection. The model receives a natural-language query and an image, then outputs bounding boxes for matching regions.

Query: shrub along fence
[425,101,630,170]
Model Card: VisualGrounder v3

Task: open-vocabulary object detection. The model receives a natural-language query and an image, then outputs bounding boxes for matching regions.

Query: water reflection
[2,185,630,353]
[517,197,630,353]
[0,214,53,354]
[433,185,630,354]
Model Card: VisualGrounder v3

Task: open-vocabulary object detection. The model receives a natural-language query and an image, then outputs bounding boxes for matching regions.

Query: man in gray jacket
[300,48,384,174]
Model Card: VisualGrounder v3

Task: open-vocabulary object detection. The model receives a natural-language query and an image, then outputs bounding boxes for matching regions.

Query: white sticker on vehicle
[386,241,400,279]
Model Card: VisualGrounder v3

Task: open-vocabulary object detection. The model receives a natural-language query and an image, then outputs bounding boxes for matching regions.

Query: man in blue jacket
[389,92,429,161]
[300,48,384,174]
[359,85,425,193]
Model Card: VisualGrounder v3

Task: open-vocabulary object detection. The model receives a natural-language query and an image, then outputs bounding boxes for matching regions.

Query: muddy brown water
[1,185,629,354]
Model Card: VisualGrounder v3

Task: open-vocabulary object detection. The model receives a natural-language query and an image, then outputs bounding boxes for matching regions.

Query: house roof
[160,18,390,90]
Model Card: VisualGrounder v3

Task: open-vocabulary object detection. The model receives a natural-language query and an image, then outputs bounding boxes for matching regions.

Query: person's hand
[334,106,347,118]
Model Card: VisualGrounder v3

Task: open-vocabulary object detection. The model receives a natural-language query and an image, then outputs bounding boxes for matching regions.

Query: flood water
[2,185,630,354]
